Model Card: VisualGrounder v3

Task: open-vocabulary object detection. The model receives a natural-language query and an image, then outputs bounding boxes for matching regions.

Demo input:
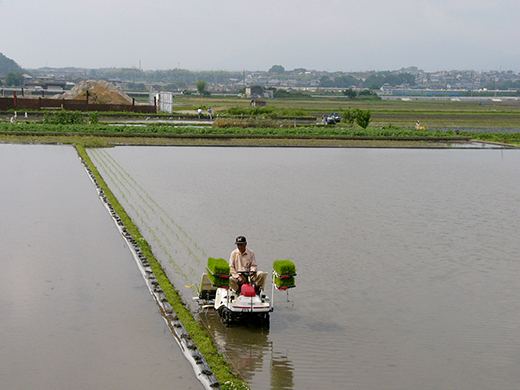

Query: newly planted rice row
[77,145,248,389]
[89,148,206,289]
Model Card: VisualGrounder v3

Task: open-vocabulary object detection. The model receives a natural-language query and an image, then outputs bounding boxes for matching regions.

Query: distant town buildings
[3,66,520,98]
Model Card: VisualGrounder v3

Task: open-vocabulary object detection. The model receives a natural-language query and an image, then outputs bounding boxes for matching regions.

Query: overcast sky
[1,0,519,73]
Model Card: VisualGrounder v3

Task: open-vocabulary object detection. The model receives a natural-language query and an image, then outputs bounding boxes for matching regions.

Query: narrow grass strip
[75,143,248,390]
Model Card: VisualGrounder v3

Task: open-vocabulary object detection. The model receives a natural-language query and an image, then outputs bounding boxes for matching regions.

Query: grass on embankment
[0,120,500,137]
[75,144,249,390]
[1,121,519,146]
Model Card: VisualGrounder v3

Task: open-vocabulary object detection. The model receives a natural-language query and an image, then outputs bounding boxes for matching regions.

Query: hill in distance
[0,53,23,76]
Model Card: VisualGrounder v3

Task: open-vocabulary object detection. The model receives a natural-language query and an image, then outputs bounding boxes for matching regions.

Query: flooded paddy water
[89,145,520,390]
[0,144,204,390]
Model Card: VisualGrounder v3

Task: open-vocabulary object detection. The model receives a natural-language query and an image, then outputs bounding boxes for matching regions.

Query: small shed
[250,99,266,107]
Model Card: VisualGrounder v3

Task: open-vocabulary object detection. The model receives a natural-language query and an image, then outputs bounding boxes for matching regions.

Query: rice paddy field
[173,95,520,131]
[87,145,520,390]
[2,96,519,389]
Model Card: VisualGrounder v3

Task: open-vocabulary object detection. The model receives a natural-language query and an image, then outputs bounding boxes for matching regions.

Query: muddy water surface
[90,146,520,390]
[0,144,203,390]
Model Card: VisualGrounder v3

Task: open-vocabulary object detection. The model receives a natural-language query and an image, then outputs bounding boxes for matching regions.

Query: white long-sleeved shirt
[229,247,257,279]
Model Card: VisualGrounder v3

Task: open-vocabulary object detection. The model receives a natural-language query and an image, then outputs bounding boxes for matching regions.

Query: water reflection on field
[0,144,204,390]
[90,146,520,390]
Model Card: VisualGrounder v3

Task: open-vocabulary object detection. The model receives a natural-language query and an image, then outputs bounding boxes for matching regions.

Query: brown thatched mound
[54,80,132,105]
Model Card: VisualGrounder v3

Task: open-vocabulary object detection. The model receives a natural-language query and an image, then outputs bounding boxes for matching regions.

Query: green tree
[343,88,357,98]
[362,71,416,89]
[320,75,332,87]
[359,89,376,96]
[342,108,356,125]
[333,74,358,88]
[358,89,381,100]
[354,109,371,129]
[5,72,24,87]
[196,80,207,95]
[268,65,285,74]
[126,82,146,91]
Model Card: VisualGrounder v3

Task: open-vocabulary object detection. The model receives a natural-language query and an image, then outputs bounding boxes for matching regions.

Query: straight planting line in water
[99,148,203,252]
[93,149,207,263]
[89,149,194,283]
[77,149,220,390]
[92,150,207,288]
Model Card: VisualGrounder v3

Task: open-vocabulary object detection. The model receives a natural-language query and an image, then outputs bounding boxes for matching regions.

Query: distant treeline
[101,68,417,90]
[36,66,416,91]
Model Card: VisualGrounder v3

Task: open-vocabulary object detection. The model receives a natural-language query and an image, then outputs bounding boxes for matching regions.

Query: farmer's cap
[235,236,247,245]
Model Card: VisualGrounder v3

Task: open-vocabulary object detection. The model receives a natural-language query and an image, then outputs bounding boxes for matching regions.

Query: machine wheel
[259,312,270,326]
[220,307,233,326]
